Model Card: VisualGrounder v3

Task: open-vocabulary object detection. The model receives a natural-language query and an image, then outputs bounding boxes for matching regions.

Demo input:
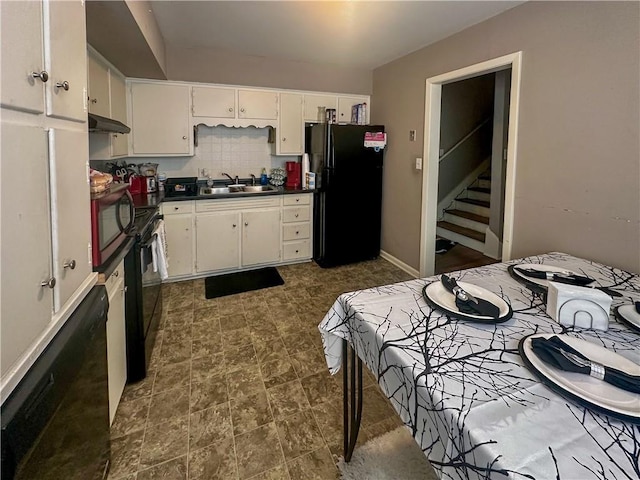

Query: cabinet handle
[55,80,70,91]
[41,277,56,289]
[63,259,76,270]
[31,71,49,83]
[182,135,187,140]
[90,98,97,104]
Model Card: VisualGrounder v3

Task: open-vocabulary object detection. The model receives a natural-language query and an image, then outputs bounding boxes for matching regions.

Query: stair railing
[439,117,491,163]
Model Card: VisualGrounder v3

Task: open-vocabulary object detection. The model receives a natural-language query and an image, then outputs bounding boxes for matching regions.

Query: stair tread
[457,198,490,208]
[468,187,491,194]
[437,221,486,242]
[479,174,491,180]
[445,209,490,224]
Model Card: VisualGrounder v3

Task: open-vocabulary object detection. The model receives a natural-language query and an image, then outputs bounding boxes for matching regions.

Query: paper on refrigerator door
[364,132,387,149]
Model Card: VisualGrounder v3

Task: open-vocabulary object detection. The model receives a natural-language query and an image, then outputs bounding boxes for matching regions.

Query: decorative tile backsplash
[122,126,299,180]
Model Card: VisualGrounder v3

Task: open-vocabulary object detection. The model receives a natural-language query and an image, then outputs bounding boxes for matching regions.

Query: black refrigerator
[306,123,385,268]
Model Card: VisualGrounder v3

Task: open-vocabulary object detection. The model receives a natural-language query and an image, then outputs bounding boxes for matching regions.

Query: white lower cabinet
[163,194,313,281]
[196,212,240,272]
[162,201,195,278]
[105,261,126,425]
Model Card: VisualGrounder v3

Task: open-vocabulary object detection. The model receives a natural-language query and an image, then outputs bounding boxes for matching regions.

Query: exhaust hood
[88,113,131,134]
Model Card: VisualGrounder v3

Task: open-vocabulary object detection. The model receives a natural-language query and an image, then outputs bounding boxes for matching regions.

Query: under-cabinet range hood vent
[88,113,131,134]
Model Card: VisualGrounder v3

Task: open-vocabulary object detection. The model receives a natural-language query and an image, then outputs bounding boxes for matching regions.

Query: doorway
[419,52,523,277]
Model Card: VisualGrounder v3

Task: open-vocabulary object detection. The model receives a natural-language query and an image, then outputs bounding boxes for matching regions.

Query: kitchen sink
[198,184,277,196]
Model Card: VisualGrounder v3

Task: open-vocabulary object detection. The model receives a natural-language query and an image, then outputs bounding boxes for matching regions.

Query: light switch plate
[409,130,416,141]
[415,157,423,170]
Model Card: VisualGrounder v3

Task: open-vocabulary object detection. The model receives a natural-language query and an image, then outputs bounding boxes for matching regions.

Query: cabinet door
[1,123,53,378]
[44,0,87,122]
[278,93,303,155]
[87,54,110,117]
[192,86,235,118]
[110,72,128,157]
[238,90,277,120]
[130,82,191,155]
[106,277,126,425]
[303,94,337,122]
[196,213,240,272]
[0,0,45,114]
[48,128,92,311]
[337,96,367,124]
[164,214,194,277]
[242,209,281,267]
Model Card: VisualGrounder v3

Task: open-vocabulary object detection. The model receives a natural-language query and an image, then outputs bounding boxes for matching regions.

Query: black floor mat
[204,267,284,299]
[435,238,457,254]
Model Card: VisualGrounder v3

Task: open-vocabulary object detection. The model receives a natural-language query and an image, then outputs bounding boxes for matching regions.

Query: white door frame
[419,52,523,277]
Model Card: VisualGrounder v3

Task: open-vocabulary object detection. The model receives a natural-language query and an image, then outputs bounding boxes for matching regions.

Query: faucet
[250,174,257,186]
[221,172,239,184]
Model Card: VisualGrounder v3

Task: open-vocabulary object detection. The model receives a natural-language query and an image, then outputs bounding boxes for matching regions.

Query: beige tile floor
[108,258,415,480]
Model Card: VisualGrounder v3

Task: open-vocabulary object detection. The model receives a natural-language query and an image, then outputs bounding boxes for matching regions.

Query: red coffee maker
[285,161,301,189]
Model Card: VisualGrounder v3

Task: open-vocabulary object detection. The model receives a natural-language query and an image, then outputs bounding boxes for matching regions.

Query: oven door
[139,221,162,359]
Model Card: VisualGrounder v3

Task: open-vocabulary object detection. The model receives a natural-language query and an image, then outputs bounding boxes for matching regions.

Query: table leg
[343,338,363,462]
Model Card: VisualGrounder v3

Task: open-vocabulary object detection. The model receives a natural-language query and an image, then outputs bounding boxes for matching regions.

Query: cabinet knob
[244,222,248,227]
[31,70,49,83]
[295,198,300,202]
[282,137,286,142]
[174,207,179,210]
[295,214,299,218]
[55,80,70,91]
[296,231,299,235]
[113,270,119,278]
[123,286,128,293]
[41,277,56,289]
[63,259,76,270]
[240,108,245,113]
[182,135,187,140]
[232,224,236,228]
[90,98,97,104]
[228,107,233,112]
[295,249,299,254]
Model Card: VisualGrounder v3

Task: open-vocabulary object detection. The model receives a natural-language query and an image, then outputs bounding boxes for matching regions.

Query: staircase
[437,174,491,253]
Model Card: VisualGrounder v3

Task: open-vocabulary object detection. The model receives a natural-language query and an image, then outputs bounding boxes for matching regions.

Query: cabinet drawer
[283,206,310,223]
[105,261,125,296]
[162,202,194,215]
[283,223,310,241]
[283,194,310,206]
[283,240,310,261]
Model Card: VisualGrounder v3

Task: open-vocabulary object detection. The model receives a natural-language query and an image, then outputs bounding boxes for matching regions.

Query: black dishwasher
[1,285,111,480]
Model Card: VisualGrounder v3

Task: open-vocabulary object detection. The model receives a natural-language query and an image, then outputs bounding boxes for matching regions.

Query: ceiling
[151,1,524,70]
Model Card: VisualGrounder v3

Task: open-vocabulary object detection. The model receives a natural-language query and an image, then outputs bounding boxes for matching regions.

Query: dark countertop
[161,186,314,202]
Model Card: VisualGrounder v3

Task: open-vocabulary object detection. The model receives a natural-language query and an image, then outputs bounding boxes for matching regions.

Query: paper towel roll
[302,153,310,189]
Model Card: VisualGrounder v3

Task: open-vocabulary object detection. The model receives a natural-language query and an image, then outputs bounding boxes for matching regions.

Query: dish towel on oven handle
[151,219,169,280]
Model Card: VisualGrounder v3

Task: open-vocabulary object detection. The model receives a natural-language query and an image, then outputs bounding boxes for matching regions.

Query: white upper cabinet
[277,93,303,155]
[303,94,337,122]
[238,90,278,120]
[110,72,129,157]
[337,95,369,124]
[48,129,92,312]
[87,54,110,117]
[43,0,87,122]
[192,86,235,118]
[1,124,53,379]
[0,1,45,114]
[129,81,192,156]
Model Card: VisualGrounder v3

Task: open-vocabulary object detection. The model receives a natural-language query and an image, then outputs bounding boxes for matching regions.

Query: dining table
[318,252,640,480]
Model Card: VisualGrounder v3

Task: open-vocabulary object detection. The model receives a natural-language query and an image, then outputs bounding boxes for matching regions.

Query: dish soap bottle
[260,168,268,185]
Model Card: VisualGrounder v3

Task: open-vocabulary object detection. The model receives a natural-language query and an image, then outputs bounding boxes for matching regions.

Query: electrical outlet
[415,157,423,170]
[409,130,416,141]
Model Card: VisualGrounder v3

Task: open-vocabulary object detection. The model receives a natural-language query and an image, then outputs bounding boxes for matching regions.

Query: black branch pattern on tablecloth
[319,253,640,480]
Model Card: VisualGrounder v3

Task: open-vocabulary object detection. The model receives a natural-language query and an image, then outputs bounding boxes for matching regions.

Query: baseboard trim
[380,250,420,278]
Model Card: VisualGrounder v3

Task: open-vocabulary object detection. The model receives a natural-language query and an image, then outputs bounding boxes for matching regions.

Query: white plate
[520,333,640,422]
[615,304,640,333]
[423,280,512,323]
[511,263,584,289]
